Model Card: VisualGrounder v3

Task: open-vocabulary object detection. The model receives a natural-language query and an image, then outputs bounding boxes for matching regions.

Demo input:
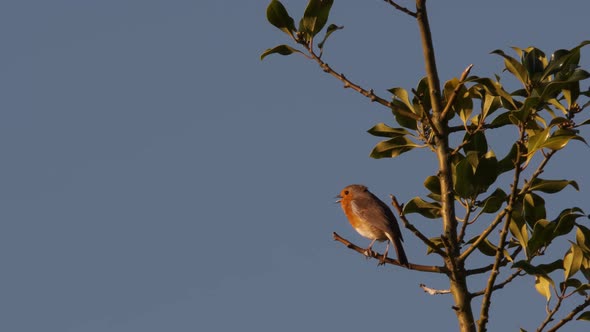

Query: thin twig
[459,210,508,262]
[390,195,447,257]
[457,199,472,244]
[470,269,524,298]
[450,139,472,156]
[460,150,556,262]
[545,296,590,332]
[538,296,564,332]
[382,0,417,17]
[477,130,526,332]
[332,232,448,273]
[448,122,510,133]
[440,64,474,121]
[465,246,522,276]
[304,47,420,121]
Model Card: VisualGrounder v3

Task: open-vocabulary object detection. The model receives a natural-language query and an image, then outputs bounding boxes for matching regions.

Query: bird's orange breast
[341,196,387,241]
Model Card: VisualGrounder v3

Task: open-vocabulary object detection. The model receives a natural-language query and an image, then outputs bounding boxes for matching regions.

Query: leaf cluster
[262,0,590,329]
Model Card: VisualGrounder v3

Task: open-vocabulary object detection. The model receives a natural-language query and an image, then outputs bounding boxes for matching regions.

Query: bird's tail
[388,234,409,267]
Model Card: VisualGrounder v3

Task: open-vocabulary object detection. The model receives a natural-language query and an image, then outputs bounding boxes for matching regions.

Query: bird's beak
[335,194,342,203]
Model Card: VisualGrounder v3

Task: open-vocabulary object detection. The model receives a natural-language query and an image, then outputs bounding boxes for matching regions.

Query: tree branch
[545,296,590,332]
[460,150,556,262]
[390,195,447,257]
[415,1,475,330]
[457,199,472,244]
[332,232,448,273]
[382,0,417,17]
[538,295,564,332]
[465,246,522,276]
[304,47,420,120]
[470,269,523,298]
[448,122,511,133]
[477,129,526,332]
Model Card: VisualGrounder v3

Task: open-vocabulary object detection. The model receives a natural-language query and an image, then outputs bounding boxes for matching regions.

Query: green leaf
[425,236,445,255]
[560,278,590,295]
[389,87,415,113]
[523,193,546,226]
[560,278,582,291]
[540,69,590,101]
[542,41,590,81]
[260,44,304,60]
[466,236,510,259]
[424,176,441,195]
[529,178,579,194]
[535,275,554,302]
[522,47,547,82]
[528,219,552,254]
[317,24,343,50]
[564,244,585,280]
[527,127,550,155]
[540,129,588,151]
[525,128,550,166]
[443,78,471,122]
[477,188,507,213]
[498,143,521,174]
[481,94,502,120]
[576,225,590,253]
[477,238,499,257]
[403,197,441,219]
[369,136,421,159]
[553,208,585,237]
[453,157,476,198]
[299,0,334,42]
[467,76,518,110]
[513,260,547,275]
[577,311,590,321]
[491,49,529,86]
[510,215,529,256]
[537,259,565,274]
[266,0,296,37]
[367,123,411,138]
[517,96,541,122]
[473,150,499,193]
[462,131,488,156]
[490,111,513,127]
[388,87,417,129]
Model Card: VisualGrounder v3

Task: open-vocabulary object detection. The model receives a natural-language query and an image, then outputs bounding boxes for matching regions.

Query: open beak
[335,194,342,203]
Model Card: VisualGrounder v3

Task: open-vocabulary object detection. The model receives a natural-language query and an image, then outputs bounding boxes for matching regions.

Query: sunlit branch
[390,195,447,258]
[382,0,417,17]
[332,232,447,273]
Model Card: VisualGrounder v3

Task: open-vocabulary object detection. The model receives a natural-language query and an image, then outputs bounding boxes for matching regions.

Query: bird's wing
[351,193,404,241]
[351,195,394,232]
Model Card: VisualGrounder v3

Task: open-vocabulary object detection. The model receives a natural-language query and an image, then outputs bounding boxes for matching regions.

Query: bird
[336,184,409,266]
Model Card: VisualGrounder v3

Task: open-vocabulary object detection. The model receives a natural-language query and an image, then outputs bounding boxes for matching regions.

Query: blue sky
[2,1,589,331]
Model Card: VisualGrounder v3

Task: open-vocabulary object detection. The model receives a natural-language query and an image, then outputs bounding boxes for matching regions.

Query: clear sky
[2,1,589,331]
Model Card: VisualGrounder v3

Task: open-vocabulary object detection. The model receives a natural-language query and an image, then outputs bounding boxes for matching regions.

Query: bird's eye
[344,190,349,195]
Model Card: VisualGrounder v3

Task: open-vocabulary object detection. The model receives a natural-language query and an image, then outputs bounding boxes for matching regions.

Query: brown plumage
[337,184,408,266]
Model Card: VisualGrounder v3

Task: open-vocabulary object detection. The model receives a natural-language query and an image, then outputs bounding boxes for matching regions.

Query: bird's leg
[365,239,377,258]
[378,241,390,266]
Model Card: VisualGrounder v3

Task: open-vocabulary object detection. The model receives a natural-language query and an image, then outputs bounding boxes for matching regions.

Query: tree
[262,1,590,331]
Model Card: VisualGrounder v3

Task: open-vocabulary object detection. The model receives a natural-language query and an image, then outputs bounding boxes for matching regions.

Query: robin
[337,184,409,266]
